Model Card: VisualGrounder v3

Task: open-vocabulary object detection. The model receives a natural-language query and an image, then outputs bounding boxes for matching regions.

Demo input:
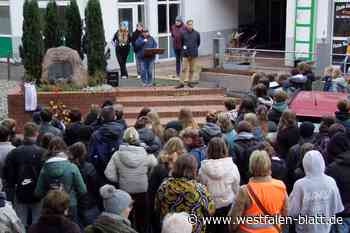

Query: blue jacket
[88,121,124,176]
[135,35,157,60]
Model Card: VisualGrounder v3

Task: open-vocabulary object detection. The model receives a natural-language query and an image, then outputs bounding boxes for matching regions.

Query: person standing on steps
[132,23,144,79]
[176,19,201,89]
[113,21,131,80]
[171,16,186,79]
[135,29,157,87]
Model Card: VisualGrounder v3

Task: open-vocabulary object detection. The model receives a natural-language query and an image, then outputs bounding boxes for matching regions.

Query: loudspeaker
[106,70,119,87]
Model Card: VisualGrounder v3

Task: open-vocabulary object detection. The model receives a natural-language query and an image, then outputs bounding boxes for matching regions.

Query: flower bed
[7,85,118,132]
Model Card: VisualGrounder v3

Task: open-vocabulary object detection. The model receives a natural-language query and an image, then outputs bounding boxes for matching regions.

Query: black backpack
[16,164,39,204]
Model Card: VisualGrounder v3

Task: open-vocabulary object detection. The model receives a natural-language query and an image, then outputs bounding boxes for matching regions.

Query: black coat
[276,126,300,158]
[326,151,350,217]
[64,122,83,146]
[181,29,201,57]
[3,139,46,201]
[230,133,261,184]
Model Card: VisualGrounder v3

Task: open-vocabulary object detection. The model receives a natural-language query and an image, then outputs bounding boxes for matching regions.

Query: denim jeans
[331,217,350,233]
[141,59,154,85]
[136,56,142,76]
[14,199,42,227]
[174,48,182,76]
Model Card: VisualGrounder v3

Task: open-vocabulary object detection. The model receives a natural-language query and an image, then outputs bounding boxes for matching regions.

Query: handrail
[225,47,317,55]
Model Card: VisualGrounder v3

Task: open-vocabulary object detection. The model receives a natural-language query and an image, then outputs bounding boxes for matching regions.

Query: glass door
[118,6,138,63]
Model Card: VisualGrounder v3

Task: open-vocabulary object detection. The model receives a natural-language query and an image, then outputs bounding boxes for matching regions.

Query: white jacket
[199,157,240,209]
[104,144,158,194]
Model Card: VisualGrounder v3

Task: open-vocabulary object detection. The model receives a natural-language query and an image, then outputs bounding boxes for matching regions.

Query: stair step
[117,95,230,107]
[123,105,226,118]
[114,86,225,97]
[125,116,207,126]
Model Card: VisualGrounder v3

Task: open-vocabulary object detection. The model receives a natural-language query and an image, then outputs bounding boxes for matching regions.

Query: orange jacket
[239,179,286,233]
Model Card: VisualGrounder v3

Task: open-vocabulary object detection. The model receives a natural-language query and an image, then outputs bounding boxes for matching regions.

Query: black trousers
[206,205,231,233]
[116,47,130,77]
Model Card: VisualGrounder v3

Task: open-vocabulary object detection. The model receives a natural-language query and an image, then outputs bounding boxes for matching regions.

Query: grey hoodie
[104,144,158,194]
[288,150,344,233]
[0,142,15,177]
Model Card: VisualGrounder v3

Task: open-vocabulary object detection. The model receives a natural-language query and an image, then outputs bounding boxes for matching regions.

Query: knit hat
[176,16,183,22]
[299,121,315,139]
[100,185,133,215]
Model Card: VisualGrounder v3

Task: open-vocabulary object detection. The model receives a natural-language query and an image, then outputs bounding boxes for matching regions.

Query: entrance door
[118,6,138,63]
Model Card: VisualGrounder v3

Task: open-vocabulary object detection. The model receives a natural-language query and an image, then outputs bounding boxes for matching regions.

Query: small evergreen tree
[21,0,44,82]
[65,0,82,58]
[44,0,61,50]
[85,0,106,76]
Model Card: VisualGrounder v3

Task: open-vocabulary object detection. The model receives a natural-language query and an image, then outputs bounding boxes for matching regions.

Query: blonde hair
[147,111,164,140]
[249,150,271,177]
[159,137,185,164]
[324,66,333,77]
[244,113,259,127]
[217,112,233,133]
[123,127,139,145]
[278,110,296,131]
[332,68,342,79]
[179,108,198,129]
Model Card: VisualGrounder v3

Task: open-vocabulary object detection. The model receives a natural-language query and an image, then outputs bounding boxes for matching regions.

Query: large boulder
[42,46,88,87]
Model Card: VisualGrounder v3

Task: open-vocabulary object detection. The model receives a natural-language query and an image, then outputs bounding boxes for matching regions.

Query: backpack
[45,168,72,193]
[91,139,119,176]
[16,164,39,204]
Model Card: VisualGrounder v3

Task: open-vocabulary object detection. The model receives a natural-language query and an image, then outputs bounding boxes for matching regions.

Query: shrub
[85,0,106,76]
[21,0,44,83]
[65,0,82,58]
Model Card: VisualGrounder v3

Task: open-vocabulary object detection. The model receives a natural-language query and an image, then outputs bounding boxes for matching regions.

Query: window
[119,0,144,2]
[157,0,180,59]
[0,6,11,35]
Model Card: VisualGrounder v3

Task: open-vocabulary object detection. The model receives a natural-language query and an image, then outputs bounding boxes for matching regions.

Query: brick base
[8,85,229,132]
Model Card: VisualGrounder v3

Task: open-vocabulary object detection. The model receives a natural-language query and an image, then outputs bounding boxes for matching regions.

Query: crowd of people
[0,65,350,233]
[112,16,201,88]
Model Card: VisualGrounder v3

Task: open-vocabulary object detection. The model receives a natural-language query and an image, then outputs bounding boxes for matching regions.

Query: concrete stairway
[114,86,228,126]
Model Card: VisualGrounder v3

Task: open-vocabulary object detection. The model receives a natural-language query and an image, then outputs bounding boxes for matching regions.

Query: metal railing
[224,47,317,69]
[331,53,350,74]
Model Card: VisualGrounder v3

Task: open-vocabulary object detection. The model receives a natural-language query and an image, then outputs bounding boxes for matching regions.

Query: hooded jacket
[200,122,222,145]
[137,127,162,155]
[35,155,87,207]
[199,157,240,209]
[288,150,344,233]
[85,212,137,233]
[104,144,158,194]
[0,192,25,233]
[0,141,15,177]
[88,121,124,175]
[268,101,288,125]
[230,132,260,184]
[326,151,350,217]
[335,111,350,129]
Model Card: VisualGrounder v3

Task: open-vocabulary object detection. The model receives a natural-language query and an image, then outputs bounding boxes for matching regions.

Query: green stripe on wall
[0,36,12,58]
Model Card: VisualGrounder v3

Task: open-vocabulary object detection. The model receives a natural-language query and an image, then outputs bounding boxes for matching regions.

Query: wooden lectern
[144,48,165,86]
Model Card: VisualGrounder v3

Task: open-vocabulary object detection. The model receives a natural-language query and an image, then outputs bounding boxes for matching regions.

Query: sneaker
[175,84,185,89]
[188,83,195,88]
[137,75,141,79]
[121,76,128,79]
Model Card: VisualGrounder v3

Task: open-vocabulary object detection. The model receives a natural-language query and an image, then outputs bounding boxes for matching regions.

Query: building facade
[1,0,349,69]
[0,0,238,68]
